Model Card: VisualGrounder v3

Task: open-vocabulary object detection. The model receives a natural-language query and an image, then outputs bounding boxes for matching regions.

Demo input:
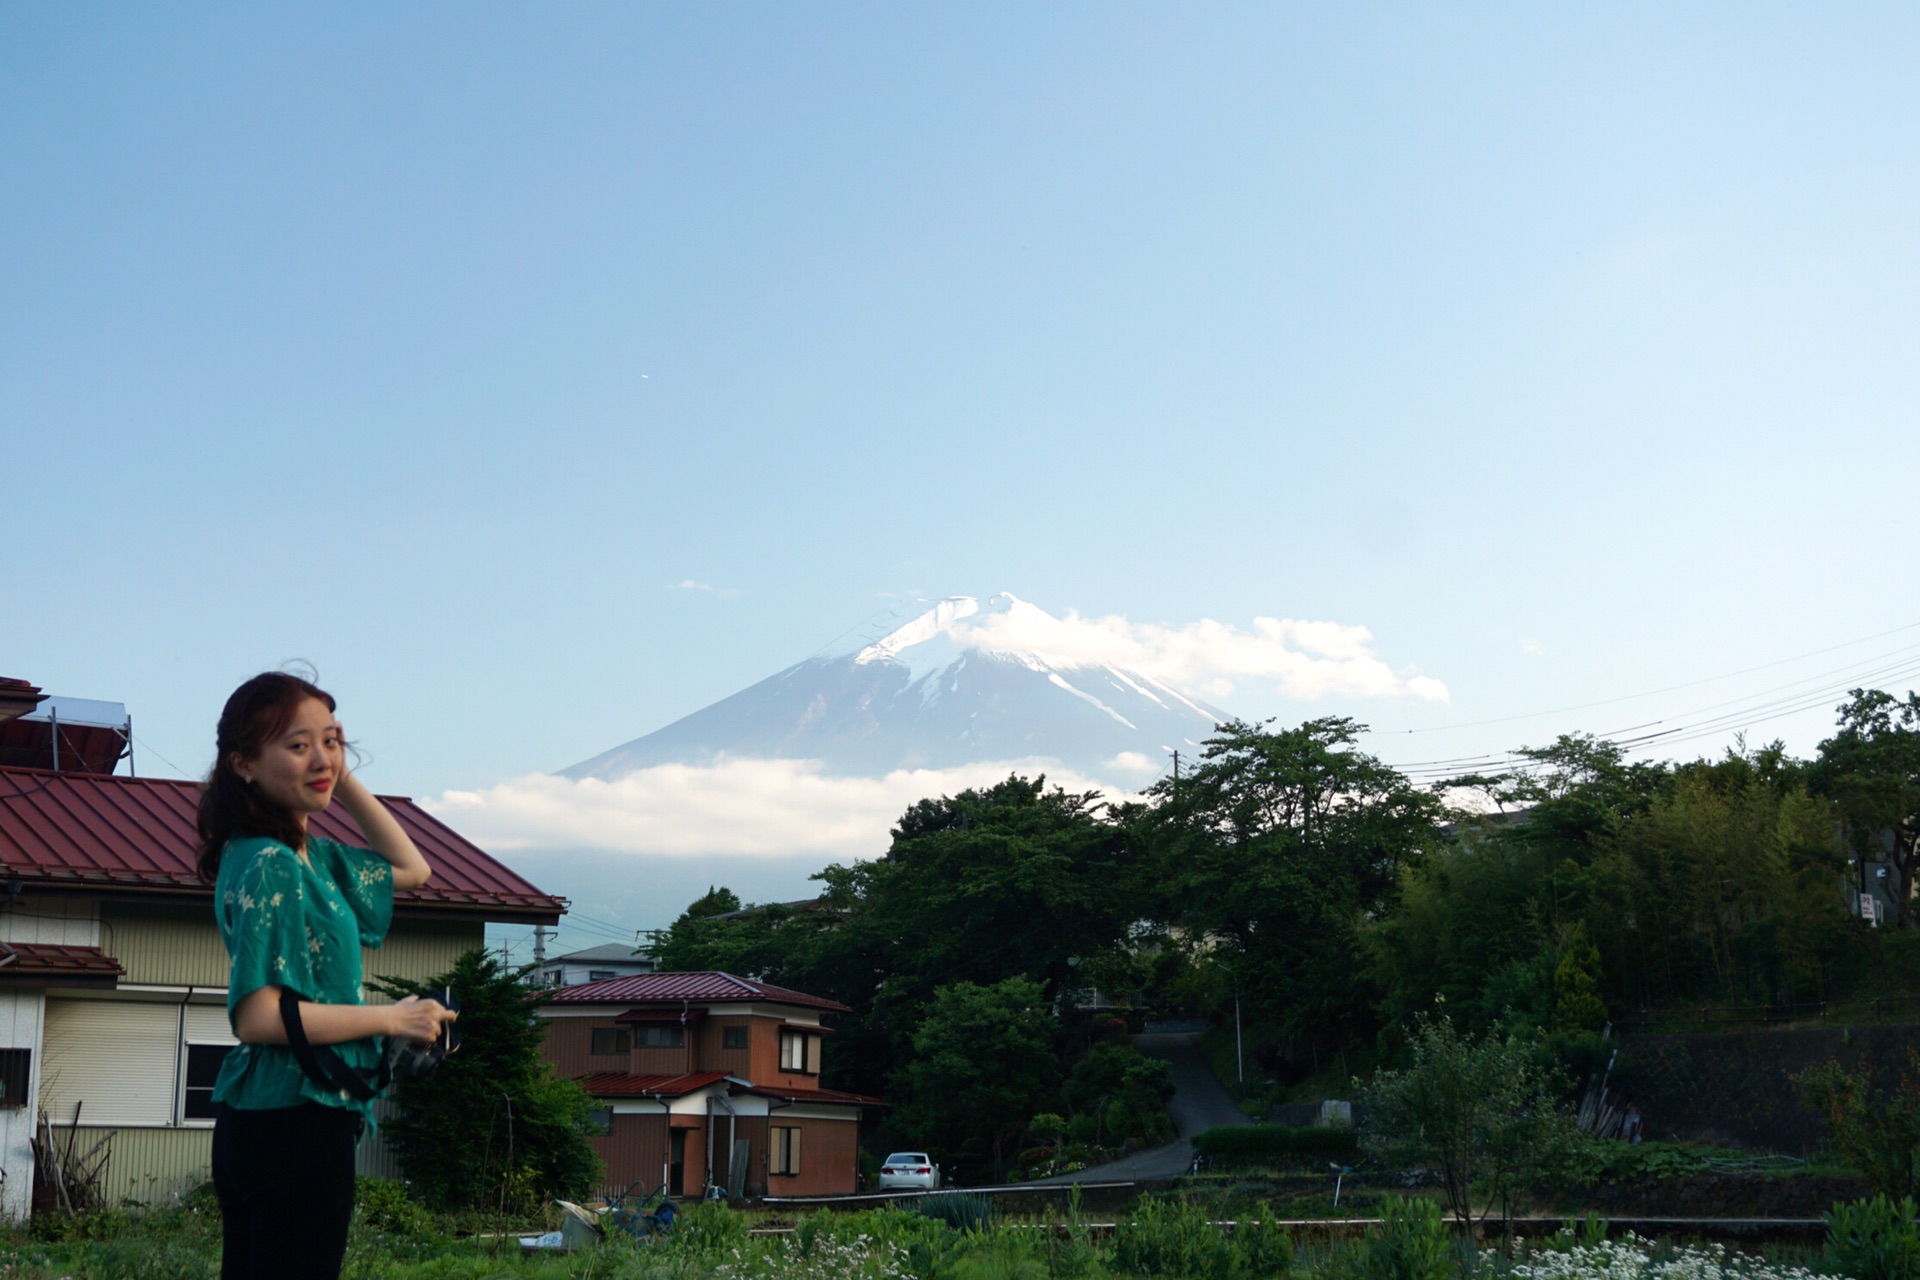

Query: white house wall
[0,990,44,1221]
[1,898,99,948]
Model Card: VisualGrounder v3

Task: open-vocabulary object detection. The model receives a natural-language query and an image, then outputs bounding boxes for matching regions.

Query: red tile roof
[543,971,849,1013]
[731,1082,888,1108]
[0,943,123,982]
[574,1071,733,1098]
[0,768,565,922]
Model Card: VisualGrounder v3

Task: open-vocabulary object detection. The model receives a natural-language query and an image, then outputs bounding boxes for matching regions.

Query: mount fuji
[561,593,1232,782]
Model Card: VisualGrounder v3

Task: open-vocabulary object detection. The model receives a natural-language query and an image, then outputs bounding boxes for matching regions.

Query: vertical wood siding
[65,1127,213,1206]
[100,904,481,995]
[102,903,227,987]
[593,1112,669,1197]
[361,918,485,998]
[700,1019,752,1080]
[782,1116,858,1197]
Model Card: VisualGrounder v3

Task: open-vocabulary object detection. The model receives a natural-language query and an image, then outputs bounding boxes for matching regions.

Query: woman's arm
[233,985,455,1047]
[333,771,432,891]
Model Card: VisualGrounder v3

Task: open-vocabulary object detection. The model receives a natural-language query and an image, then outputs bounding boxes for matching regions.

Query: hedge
[1192,1123,1360,1165]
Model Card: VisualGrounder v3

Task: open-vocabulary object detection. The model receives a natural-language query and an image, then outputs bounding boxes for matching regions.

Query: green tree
[1815,689,1920,928]
[1796,1052,1920,1200]
[891,977,1062,1184]
[375,949,602,1211]
[1147,718,1443,1061]
[1553,921,1607,1032]
[682,885,742,919]
[1365,1012,1574,1239]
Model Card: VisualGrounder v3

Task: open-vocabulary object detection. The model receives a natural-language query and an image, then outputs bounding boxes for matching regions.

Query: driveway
[1025,1028,1250,1185]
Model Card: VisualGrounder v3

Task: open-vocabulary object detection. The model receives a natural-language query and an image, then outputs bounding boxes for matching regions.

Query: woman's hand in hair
[332,771,433,891]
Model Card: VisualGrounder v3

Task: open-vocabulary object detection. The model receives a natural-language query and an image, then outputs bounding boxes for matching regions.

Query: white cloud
[953,606,1448,704]
[426,757,1134,860]
[671,579,740,598]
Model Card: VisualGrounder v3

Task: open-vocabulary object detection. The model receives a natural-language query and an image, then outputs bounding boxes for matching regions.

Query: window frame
[636,1025,684,1049]
[769,1124,801,1176]
[778,1030,817,1075]
[721,1025,748,1051]
[0,1048,29,1110]
[178,1042,230,1125]
[590,1027,633,1056]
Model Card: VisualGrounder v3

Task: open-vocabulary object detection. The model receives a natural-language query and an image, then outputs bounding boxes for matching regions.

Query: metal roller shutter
[42,1000,177,1127]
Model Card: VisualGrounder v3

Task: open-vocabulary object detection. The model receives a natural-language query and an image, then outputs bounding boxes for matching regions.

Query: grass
[0,1191,1873,1280]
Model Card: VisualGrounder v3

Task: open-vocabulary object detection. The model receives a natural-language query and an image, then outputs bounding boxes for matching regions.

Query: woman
[197,672,457,1280]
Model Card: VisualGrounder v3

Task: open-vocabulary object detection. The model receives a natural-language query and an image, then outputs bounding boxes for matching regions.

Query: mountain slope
[562,593,1231,781]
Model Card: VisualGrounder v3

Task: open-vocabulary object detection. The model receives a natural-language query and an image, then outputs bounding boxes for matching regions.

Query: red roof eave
[0,768,566,922]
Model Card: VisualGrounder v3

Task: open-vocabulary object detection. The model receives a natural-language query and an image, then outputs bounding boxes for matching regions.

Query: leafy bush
[1230,1202,1295,1277]
[353,1177,434,1237]
[1110,1195,1236,1280]
[1193,1123,1360,1165]
[913,1191,995,1233]
[1825,1195,1920,1280]
[1798,1055,1920,1200]
[1357,1197,1453,1280]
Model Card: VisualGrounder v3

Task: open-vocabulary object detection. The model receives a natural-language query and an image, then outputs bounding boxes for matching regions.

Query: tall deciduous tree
[891,977,1062,1184]
[1815,689,1920,927]
[1147,718,1443,1058]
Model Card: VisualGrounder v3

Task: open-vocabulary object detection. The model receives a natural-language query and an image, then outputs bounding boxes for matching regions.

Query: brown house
[538,972,884,1198]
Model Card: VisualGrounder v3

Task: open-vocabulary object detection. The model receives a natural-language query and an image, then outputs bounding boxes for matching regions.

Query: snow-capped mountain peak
[562,592,1231,783]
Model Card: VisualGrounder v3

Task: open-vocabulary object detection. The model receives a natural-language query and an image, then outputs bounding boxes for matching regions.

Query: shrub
[353,1177,434,1237]
[1359,1197,1453,1280]
[1110,1195,1234,1280]
[1825,1194,1920,1280]
[1230,1202,1295,1277]
[914,1191,995,1233]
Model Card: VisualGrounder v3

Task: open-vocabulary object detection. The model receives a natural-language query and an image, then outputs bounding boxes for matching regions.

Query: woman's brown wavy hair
[195,672,335,883]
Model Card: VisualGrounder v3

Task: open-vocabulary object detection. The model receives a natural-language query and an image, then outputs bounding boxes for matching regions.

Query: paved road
[1027,1030,1250,1185]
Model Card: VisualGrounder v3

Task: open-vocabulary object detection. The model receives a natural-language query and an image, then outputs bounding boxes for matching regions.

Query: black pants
[212,1102,359,1280]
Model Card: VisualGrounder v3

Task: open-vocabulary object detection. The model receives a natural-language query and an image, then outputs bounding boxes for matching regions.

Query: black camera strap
[279,988,391,1103]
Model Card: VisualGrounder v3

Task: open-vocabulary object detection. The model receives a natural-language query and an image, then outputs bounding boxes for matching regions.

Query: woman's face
[234,697,343,827]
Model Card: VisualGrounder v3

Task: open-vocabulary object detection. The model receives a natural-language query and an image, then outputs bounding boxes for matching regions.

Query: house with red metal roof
[538,971,884,1198]
[0,680,565,1218]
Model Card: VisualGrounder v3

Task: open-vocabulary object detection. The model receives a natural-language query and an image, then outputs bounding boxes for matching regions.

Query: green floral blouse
[211,835,394,1122]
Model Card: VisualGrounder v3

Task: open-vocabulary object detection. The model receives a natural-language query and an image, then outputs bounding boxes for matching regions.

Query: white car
[877,1151,942,1191]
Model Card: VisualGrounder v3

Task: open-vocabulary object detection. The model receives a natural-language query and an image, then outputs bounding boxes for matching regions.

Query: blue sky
[8,6,1920,939]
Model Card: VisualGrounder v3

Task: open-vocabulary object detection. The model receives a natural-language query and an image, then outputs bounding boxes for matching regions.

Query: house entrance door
[669,1129,686,1197]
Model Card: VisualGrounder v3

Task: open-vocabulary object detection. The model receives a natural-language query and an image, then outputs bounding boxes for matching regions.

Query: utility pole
[1171,749,1181,781]
[532,925,549,966]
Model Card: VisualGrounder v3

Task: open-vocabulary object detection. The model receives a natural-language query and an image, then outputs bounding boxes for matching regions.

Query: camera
[386,986,460,1078]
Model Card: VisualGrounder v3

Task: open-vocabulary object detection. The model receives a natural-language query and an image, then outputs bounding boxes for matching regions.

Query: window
[180,1044,228,1121]
[590,1028,632,1055]
[779,1031,816,1074]
[722,1026,748,1050]
[588,970,617,982]
[769,1125,801,1176]
[0,1049,28,1109]
[637,1025,684,1049]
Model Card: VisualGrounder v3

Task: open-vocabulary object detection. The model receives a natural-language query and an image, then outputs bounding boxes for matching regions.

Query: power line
[1365,621,1920,739]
